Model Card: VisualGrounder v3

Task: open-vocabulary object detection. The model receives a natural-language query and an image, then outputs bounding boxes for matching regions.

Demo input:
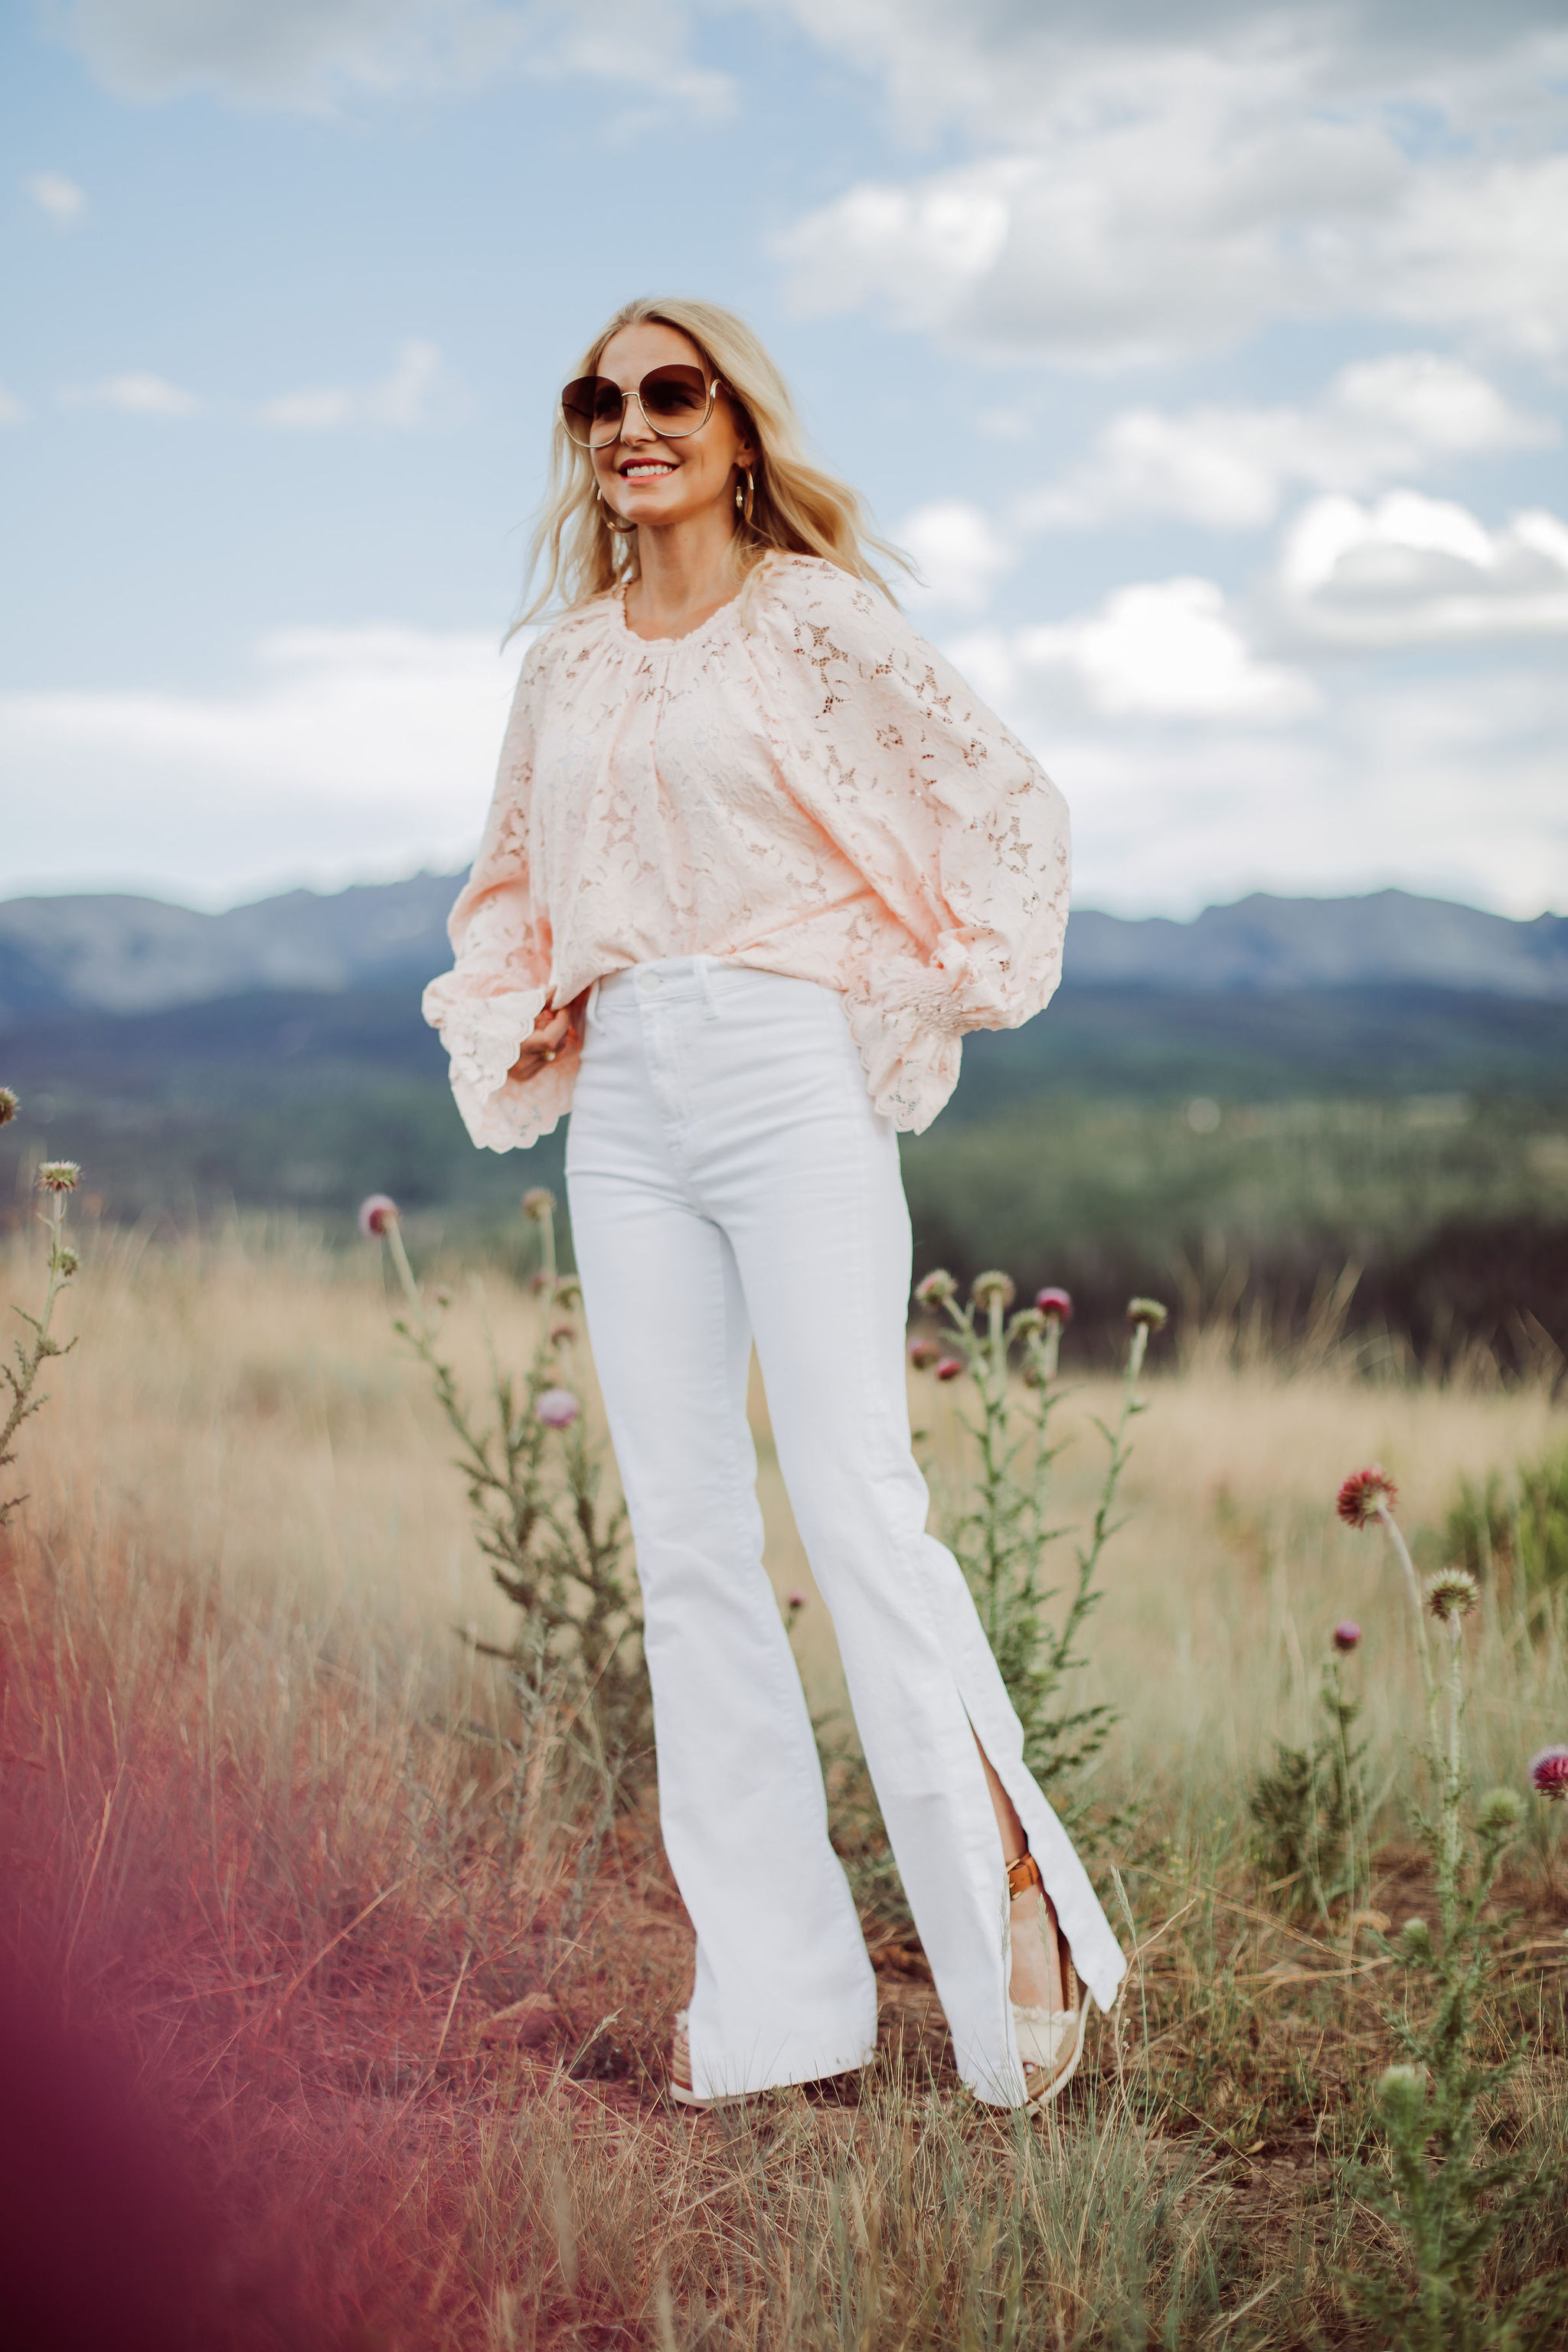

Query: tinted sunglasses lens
[561,375,622,446]
[638,365,710,434]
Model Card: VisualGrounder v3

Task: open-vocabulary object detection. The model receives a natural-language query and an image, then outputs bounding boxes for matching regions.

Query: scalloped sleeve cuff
[421,973,575,1152]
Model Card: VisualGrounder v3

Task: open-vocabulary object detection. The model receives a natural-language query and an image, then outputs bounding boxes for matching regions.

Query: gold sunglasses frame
[560,368,723,451]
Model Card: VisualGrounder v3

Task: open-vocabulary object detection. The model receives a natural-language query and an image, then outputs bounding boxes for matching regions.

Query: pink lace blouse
[423,553,1070,1145]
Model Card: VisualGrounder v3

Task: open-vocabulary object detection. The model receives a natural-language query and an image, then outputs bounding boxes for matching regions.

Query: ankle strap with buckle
[1006,1850,1044,1900]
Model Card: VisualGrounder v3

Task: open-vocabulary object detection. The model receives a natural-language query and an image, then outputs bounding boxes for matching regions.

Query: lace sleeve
[763,561,1072,1037]
[421,641,573,1151]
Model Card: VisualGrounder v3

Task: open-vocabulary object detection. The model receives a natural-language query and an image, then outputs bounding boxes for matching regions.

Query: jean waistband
[584,957,827,1032]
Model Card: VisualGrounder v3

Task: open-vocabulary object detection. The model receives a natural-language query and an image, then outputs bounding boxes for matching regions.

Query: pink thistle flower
[358,1193,399,1239]
[786,1589,808,1612]
[1529,1747,1568,1801]
[535,1387,580,1429]
[36,1160,80,1194]
[549,1321,576,1343]
[530,1271,551,1295]
[934,1354,966,1382]
[1337,1465,1397,1528]
[1035,1286,1073,1323]
[1332,1620,1362,1653]
[914,1269,957,1307]
[1426,1568,1478,1623]
[907,1338,940,1370]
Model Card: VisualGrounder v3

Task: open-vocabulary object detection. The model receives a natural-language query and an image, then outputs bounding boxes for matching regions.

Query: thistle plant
[2,1137,83,1529]
[910,1275,1168,1811]
[361,1188,652,1795]
[1334,1465,1567,2350]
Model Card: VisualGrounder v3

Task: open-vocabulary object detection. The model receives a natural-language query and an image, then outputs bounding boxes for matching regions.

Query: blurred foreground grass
[2,1224,1566,2347]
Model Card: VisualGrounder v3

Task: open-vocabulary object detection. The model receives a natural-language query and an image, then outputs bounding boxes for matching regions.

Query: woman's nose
[617,394,657,443]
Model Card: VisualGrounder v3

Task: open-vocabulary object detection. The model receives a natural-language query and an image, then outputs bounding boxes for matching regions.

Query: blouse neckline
[612,580,741,650]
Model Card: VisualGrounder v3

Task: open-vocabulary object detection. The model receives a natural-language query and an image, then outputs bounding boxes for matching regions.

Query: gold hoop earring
[734,468,754,526]
[597,487,635,534]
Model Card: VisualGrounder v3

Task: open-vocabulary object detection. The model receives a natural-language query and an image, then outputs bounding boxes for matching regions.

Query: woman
[423,297,1125,2112]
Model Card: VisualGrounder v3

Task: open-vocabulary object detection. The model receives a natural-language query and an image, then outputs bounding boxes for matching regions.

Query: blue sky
[3,1,1566,918]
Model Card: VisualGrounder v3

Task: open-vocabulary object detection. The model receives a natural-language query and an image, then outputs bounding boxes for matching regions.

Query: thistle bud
[1035,1287,1073,1323]
[1396,1918,1432,1965]
[36,1161,80,1194]
[972,1269,1015,1312]
[554,1276,582,1307]
[1476,1787,1524,1837]
[0,1086,18,1125]
[1335,1465,1396,1529]
[54,1246,79,1280]
[358,1193,399,1238]
[1376,2064,1428,2128]
[549,1321,576,1344]
[913,1269,957,1307]
[1010,1307,1046,1338]
[522,1187,557,1223]
[1425,1567,1478,1622]
[906,1338,940,1370]
[1331,1620,1361,1653]
[1529,1746,1568,1802]
[934,1354,965,1382]
[1125,1297,1168,1331]
[535,1387,579,1429]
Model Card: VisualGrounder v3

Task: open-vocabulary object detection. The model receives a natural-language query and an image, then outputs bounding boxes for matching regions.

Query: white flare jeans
[564,956,1125,2105]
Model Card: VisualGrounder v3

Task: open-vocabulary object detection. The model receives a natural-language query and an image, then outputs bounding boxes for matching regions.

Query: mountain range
[2,876,1566,1028]
[2,874,1563,1363]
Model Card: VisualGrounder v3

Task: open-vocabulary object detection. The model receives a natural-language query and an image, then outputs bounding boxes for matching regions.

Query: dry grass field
[2,1214,1566,2348]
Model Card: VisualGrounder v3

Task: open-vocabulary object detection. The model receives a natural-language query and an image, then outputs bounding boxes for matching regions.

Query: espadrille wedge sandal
[1007,1851,1093,2110]
[668,2009,752,2110]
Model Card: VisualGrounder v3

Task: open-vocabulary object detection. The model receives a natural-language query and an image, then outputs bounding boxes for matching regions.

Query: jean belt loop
[695,953,722,1022]
[585,975,603,1034]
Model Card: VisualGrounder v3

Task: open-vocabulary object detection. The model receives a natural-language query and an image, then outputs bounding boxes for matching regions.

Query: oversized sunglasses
[560,363,720,449]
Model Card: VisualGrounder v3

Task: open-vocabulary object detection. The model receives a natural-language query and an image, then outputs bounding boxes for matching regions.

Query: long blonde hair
[518,296,906,624]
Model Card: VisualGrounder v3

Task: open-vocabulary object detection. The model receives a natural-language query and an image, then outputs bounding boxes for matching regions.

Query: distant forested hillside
[4,878,1565,1367]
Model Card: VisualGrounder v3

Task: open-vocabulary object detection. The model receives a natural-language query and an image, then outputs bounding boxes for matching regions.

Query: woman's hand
[508,998,577,1083]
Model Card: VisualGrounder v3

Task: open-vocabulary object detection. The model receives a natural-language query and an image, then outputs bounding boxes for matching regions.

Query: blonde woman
[423,298,1125,2111]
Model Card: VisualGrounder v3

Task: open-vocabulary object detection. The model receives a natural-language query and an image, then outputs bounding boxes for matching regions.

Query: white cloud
[63,372,205,418]
[1050,664,1568,920]
[257,339,452,431]
[22,171,88,226]
[1025,354,1557,534]
[770,15,1568,366]
[1047,688,1567,918]
[0,626,518,900]
[1276,492,1568,645]
[897,499,1016,615]
[4,615,1562,923]
[950,577,1317,727]
[58,0,731,117]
